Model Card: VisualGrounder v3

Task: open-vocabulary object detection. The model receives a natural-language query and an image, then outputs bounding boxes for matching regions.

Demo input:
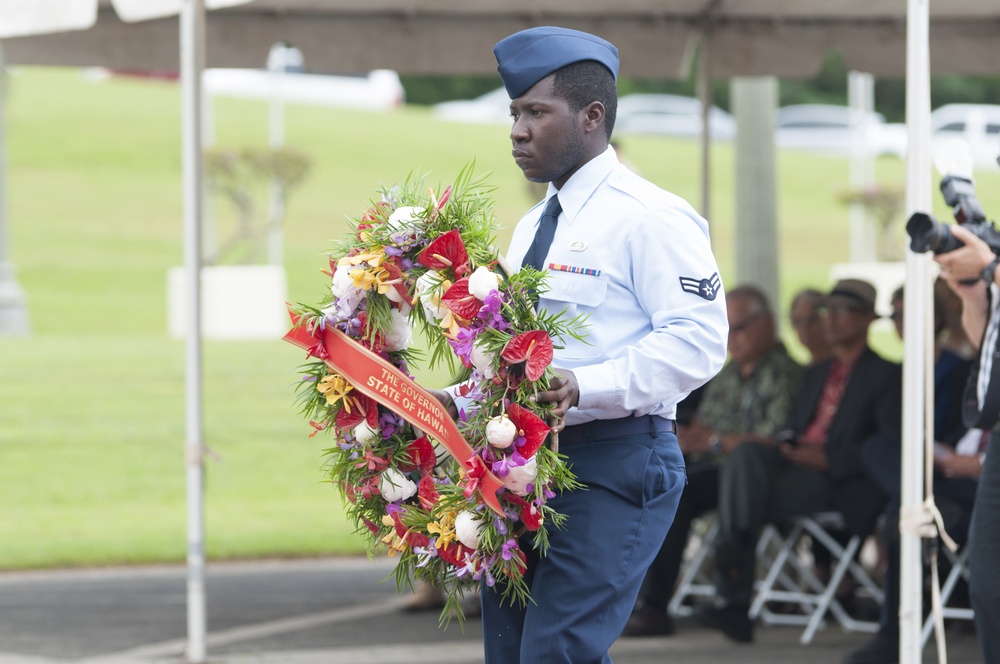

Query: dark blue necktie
[521,194,561,272]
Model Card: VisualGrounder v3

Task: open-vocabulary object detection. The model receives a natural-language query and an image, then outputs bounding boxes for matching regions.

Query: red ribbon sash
[284,311,504,516]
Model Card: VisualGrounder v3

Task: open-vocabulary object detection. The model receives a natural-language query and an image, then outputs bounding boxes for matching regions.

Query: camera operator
[934,225,1000,664]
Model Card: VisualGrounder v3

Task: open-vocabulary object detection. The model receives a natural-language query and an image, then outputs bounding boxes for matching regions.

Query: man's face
[821,298,874,347]
[726,297,773,368]
[790,298,824,351]
[508,75,587,188]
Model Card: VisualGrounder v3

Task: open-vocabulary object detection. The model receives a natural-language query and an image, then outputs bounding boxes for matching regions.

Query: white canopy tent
[1,1,997,661]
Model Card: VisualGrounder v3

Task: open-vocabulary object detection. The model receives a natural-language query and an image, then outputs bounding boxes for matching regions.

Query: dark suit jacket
[787,347,902,536]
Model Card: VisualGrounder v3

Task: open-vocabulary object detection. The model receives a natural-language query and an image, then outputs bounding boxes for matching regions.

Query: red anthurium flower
[437,541,472,567]
[417,475,439,510]
[441,278,481,320]
[506,403,550,458]
[501,330,553,383]
[417,229,469,277]
[390,511,431,548]
[398,436,436,475]
[335,393,379,430]
[520,503,544,531]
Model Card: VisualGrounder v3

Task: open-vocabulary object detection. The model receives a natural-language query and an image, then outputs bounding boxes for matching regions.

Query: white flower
[415,271,449,322]
[467,266,500,301]
[379,468,417,502]
[383,308,412,352]
[414,271,440,298]
[470,341,496,379]
[486,415,517,449]
[331,265,356,298]
[386,205,422,234]
[384,286,406,305]
[353,421,380,445]
[503,456,538,496]
[454,510,485,549]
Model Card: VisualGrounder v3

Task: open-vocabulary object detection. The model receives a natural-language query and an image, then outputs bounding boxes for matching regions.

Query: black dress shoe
[694,604,753,643]
[842,631,899,664]
[621,605,675,637]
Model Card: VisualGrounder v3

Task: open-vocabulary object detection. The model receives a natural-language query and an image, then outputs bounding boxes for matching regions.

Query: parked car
[775,104,907,158]
[202,68,404,111]
[433,87,512,124]
[930,104,1000,171]
[615,93,736,140]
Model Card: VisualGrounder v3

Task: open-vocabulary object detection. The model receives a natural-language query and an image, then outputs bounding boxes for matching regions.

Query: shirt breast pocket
[540,270,608,359]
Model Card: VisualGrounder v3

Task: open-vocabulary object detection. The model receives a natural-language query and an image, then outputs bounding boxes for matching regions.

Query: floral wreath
[287,166,586,621]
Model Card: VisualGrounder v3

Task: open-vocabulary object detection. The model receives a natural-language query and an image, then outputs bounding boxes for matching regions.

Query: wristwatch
[981,256,1000,285]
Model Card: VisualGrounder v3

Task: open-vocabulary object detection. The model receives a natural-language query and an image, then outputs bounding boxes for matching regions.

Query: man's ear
[581,101,606,134]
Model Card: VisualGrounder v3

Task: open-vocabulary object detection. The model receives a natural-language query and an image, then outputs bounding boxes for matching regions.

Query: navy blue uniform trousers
[480,424,685,663]
[970,432,1000,663]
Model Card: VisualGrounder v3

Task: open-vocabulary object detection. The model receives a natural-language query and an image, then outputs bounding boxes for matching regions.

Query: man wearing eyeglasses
[697,278,901,646]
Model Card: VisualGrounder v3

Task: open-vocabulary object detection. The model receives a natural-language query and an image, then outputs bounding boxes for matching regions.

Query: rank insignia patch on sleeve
[679,273,721,301]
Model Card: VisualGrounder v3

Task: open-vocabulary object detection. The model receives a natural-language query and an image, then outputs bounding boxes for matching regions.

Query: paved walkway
[0,557,983,663]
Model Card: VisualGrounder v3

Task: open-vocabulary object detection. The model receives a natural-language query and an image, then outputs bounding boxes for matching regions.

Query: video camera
[906,174,1000,256]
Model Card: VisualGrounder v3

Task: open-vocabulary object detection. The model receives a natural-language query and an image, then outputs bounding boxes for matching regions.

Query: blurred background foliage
[402,50,1000,121]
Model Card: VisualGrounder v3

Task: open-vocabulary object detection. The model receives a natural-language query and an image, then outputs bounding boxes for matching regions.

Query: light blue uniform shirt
[507,146,729,426]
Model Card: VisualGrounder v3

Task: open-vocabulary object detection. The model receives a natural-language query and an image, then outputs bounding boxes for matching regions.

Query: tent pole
[697,33,711,224]
[180,1,207,662]
[0,42,29,335]
[901,0,933,661]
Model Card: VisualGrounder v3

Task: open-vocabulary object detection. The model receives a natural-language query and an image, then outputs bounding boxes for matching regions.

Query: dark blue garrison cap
[493,26,619,99]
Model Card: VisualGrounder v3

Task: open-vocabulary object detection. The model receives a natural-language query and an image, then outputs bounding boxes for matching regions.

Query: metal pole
[267,43,286,266]
[697,34,711,223]
[848,71,876,263]
[900,0,932,660]
[180,1,207,662]
[0,42,30,335]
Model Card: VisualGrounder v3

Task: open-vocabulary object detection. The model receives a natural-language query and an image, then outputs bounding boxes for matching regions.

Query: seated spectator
[847,285,983,664]
[622,285,803,636]
[790,287,833,366]
[696,279,901,643]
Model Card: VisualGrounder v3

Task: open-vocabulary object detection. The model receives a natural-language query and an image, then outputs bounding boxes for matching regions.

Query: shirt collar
[545,145,619,225]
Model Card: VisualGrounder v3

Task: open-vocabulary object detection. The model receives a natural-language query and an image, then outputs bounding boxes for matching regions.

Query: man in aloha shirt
[624,284,803,636]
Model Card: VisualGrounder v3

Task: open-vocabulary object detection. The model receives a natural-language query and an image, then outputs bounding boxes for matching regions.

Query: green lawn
[2,68,999,569]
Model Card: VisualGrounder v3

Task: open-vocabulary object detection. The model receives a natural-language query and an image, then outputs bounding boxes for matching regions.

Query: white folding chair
[749,511,884,645]
[668,513,788,618]
[921,545,974,646]
[667,515,719,617]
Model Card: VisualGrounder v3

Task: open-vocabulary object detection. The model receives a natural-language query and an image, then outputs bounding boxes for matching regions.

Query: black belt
[559,415,677,446]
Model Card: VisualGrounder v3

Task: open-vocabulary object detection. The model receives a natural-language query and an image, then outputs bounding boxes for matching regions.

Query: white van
[930,104,1000,171]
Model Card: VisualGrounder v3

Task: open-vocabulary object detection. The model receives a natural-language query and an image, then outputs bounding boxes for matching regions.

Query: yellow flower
[380,515,409,557]
[339,248,385,268]
[427,510,459,550]
[350,267,381,291]
[439,310,462,339]
[317,374,353,407]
